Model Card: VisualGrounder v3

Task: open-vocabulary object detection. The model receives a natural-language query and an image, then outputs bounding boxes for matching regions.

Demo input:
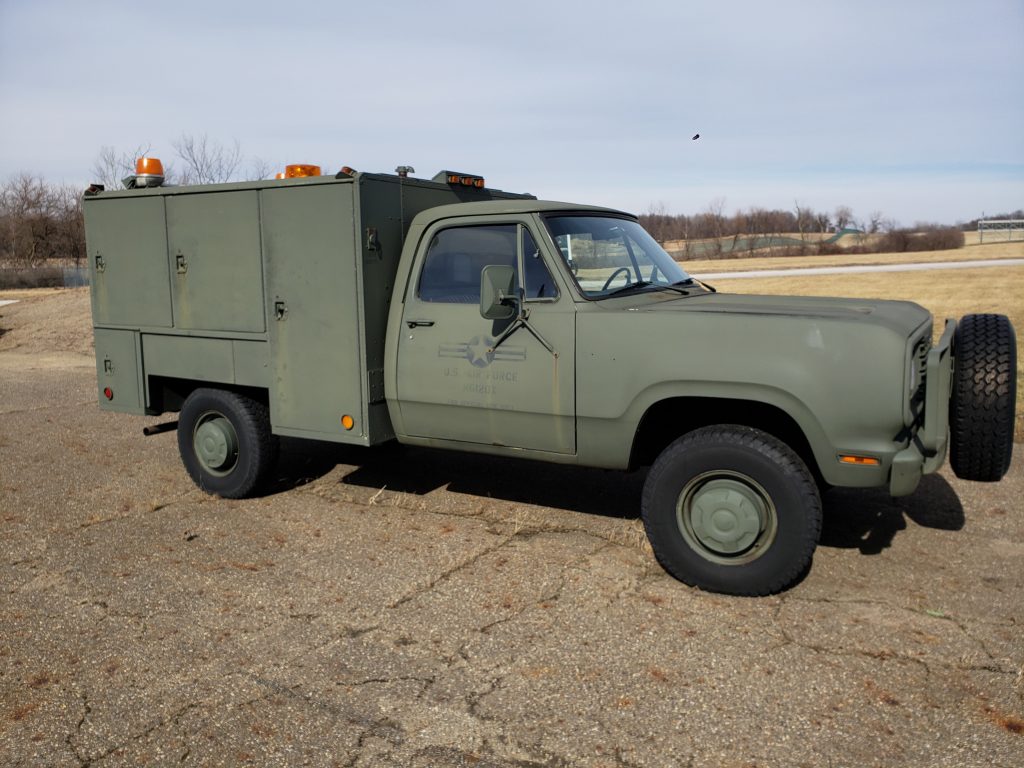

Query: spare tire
[949,314,1017,481]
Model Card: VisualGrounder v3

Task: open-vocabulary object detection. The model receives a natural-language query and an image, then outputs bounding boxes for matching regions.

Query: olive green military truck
[83,163,1017,595]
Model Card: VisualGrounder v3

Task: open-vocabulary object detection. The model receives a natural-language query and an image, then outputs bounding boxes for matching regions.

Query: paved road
[1,354,1022,767]
[695,257,1024,281]
[1,292,1022,767]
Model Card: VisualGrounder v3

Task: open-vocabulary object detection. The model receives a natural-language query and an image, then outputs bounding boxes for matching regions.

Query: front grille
[910,334,930,414]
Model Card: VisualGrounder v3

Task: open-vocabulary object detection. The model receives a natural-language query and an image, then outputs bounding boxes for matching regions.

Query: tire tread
[949,314,1016,481]
[641,425,821,596]
[178,388,278,498]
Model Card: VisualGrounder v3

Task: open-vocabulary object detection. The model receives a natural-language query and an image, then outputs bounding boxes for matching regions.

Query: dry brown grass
[0,286,93,357]
[711,260,1024,440]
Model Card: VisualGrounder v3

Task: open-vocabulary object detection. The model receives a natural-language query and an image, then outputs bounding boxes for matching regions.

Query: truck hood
[633,292,932,336]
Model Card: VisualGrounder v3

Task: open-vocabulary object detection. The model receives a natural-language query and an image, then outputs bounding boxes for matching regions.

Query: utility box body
[85,172,530,445]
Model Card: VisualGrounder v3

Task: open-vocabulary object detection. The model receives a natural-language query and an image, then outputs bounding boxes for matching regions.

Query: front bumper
[889,318,956,496]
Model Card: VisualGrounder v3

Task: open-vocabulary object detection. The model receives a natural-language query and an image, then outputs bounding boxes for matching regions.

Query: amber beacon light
[134,157,165,187]
[284,164,322,178]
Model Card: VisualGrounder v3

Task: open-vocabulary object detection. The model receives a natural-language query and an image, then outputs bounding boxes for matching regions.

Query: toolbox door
[166,191,265,333]
[86,197,172,328]
[262,184,365,441]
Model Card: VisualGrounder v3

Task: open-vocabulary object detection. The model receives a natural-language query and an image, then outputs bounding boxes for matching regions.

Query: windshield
[544,215,691,298]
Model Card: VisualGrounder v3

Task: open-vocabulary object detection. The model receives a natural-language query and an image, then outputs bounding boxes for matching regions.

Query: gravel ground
[1,290,1022,766]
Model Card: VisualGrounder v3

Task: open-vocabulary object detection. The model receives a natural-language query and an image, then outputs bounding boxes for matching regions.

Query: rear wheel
[178,388,278,498]
[641,425,821,596]
[949,314,1016,481]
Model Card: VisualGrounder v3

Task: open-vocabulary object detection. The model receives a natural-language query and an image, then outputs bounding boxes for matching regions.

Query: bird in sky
[692,133,700,140]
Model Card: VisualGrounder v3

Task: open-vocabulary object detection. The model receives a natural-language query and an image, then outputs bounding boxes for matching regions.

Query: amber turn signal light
[341,414,355,431]
[838,454,880,466]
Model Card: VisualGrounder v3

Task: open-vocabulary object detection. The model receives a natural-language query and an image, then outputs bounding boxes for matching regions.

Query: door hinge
[367,368,385,402]
[94,252,105,273]
[274,300,288,321]
[103,357,114,375]
[175,251,188,274]
[366,227,381,255]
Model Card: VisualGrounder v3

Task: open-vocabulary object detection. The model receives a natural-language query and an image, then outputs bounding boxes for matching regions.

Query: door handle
[406,319,435,328]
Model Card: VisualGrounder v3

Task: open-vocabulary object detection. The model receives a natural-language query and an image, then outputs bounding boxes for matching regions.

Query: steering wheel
[601,266,633,291]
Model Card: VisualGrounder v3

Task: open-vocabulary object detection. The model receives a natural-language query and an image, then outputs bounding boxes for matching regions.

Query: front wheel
[178,388,278,498]
[641,425,821,596]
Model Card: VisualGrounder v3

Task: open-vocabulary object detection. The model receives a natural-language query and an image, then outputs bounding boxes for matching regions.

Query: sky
[1,0,1022,226]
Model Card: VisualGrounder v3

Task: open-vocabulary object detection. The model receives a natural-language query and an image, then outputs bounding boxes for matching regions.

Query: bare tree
[246,157,276,182]
[794,200,816,241]
[0,173,52,266]
[834,205,853,231]
[48,184,86,267]
[703,197,726,257]
[172,134,242,185]
[0,174,84,267]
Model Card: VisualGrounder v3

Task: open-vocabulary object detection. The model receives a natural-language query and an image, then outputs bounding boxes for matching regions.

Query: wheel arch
[147,375,270,416]
[629,395,823,482]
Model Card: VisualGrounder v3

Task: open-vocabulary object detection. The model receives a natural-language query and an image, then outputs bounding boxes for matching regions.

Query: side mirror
[480,265,517,320]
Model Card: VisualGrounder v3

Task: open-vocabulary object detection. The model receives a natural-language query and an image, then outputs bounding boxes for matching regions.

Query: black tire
[949,314,1017,482]
[641,425,821,596]
[178,388,278,498]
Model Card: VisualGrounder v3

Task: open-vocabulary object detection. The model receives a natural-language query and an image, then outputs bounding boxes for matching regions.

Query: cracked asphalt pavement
[1,292,1022,766]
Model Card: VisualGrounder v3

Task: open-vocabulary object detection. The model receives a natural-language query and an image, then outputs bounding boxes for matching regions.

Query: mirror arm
[489,304,557,358]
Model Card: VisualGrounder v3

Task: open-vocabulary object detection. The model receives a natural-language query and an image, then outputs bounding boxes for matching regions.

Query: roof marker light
[433,170,485,188]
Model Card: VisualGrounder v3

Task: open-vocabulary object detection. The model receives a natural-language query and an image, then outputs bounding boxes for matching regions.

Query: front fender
[576,380,832,473]
[575,306,914,487]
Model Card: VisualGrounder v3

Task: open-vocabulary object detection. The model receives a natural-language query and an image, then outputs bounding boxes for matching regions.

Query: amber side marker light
[838,454,881,466]
[341,415,355,431]
[285,164,321,178]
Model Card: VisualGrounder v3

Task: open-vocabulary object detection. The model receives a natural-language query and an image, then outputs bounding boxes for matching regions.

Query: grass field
[697,241,1024,440]
[684,240,1024,274]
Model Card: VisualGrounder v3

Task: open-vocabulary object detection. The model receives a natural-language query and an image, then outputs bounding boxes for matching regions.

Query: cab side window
[418,225,516,303]
[417,224,558,303]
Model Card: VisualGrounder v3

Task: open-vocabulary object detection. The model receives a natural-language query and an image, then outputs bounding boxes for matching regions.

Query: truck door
[396,219,575,455]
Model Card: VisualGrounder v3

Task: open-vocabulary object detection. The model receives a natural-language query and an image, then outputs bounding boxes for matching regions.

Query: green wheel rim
[676,470,777,565]
[192,412,239,476]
